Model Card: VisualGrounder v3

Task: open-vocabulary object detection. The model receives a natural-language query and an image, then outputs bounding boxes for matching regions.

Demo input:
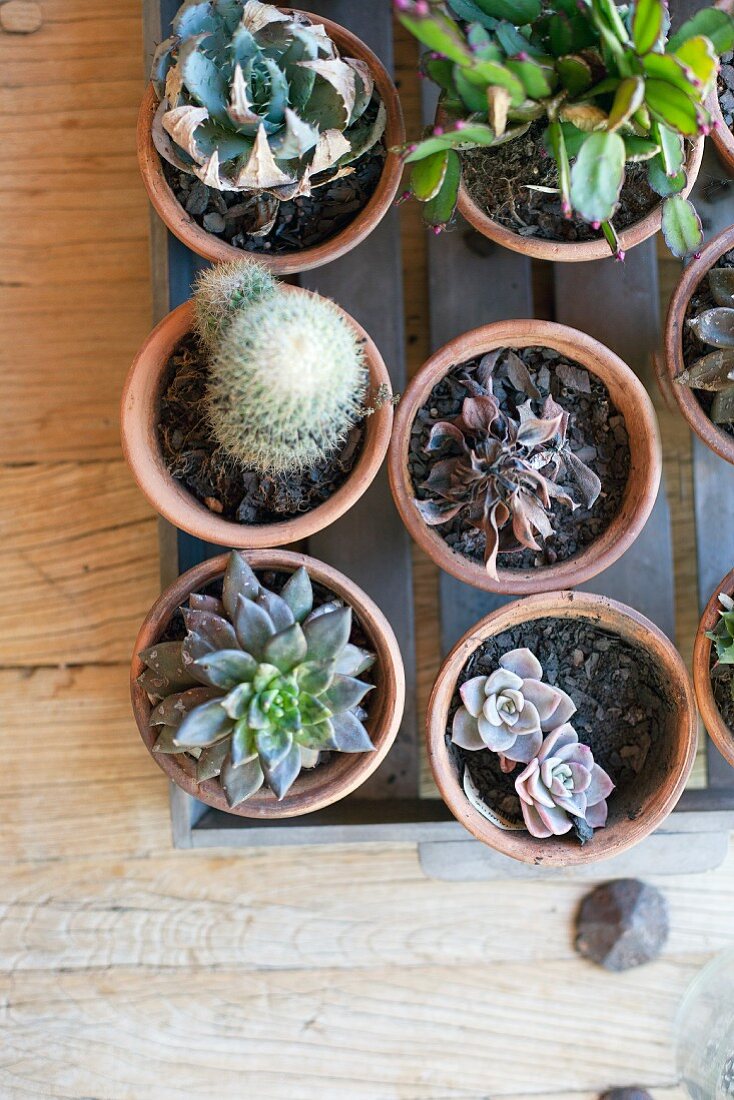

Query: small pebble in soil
[409,347,630,570]
[575,880,669,971]
[681,247,734,442]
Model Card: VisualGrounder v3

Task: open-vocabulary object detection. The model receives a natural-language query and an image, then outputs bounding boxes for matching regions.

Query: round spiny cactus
[206,288,368,474]
[194,259,277,351]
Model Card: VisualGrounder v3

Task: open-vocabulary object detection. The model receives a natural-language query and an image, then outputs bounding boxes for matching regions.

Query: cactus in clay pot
[151,0,386,233]
[706,592,734,667]
[514,723,614,838]
[194,259,277,350]
[138,551,377,807]
[452,647,576,767]
[676,266,734,424]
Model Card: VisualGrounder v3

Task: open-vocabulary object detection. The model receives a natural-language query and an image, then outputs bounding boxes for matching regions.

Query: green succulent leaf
[570,131,625,224]
[688,308,734,348]
[138,641,196,693]
[335,644,376,678]
[676,350,734,390]
[256,728,293,770]
[191,649,257,689]
[221,753,264,807]
[179,38,229,123]
[329,711,376,754]
[263,623,309,673]
[149,686,219,728]
[263,741,302,800]
[623,135,659,161]
[256,589,295,633]
[182,608,239,654]
[631,0,665,55]
[661,194,703,259]
[303,606,352,663]
[222,551,261,619]
[667,8,734,54]
[189,593,225,616]
[280,567,313,623]
[321,675,373,715]
[197,738,230,781]
[153,726,182,754]
[712,386,734,424]
[230,716,258,766]
[234,595,275,660]
[174,699,234,748]
[300,694,332,727]
[296,660,336,696]
[297,720,338,751]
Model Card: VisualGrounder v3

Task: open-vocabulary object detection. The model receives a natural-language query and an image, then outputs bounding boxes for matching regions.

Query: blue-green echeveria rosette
[137,551,377,807]
[150,0,387,209]
[451,647,577,769]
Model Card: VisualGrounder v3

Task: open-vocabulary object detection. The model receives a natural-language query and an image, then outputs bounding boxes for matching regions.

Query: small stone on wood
[600,1090,653,1100]
[0,0,42,33]
[575,879,669,971]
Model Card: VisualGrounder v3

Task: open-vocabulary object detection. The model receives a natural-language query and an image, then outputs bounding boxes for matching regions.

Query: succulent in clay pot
[451,647,576,768]
[515,723,614,840]
[676,267,734,426]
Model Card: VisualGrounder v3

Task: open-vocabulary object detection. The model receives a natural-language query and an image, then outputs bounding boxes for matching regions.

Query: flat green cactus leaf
[454,68,493,114]
[221,753,264,807]
[668,7,734,54]
[556,54,593,96]
[462,61,525,106]
[608,76,645,131]
[623,135,659,161]
[688,308,734,349]
[709,268,734,308]
[547,12,574,55]
[656,123,684,177]
[263,740,301,800]
[676,349,734,391]
[447,0,496,29]
[570,131,625,224]
[410,149,451,203]
[423,148,462,227]
[662,194,703,258]
[647,153,685,197]
[675,34,718,93]
[508,98,546,123]
[179,39,229,123]
[403,124,496,163]
[631,0,666,55]
[494,23,540,57]
[472,0,541,21]
[505,57,557,99]
[645,76,702,136]
[712,385,734,424]
[196,738,230,781]
[395,8,473,66]
[555,121,586,158]
[341,101,387,165]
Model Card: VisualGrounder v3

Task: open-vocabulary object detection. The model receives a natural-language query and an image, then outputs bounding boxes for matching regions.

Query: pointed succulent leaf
[234,594,275,659]
[153,726,182,754]
[676,349,734,390]
[189,592,225,616]
[149,686,220,728]
[280,567,313,624]
[173,699,234,748]
[255,727,293,771]
[321,674,373,715]
[570,131,625,224]
[303,606,352,663]
[712,386,734,424]
[222,682,253,720]
[221,753,264,807]
[662,195,703,260]
[263,622,308,673]
[295,660,335,695]
[197,738,230,781]
[335,643,376,678]
[709,269,734,308]
[328,711,375,753]
[255,589,294,633]
[263,740,302,800]
[231,717,258,766]
[299,693,332,726]
[191,649,258,689]
[222,551,261,618]
[297,719,338,751]
[182,607,239,653]
[178,38,229,123]
[138,641,197,693]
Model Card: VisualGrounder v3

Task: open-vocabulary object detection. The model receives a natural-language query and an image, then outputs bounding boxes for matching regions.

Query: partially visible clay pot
[120,287,393,548]
[455,137,704,263]
[427,591,698,867]
[662,222,734,465]
[388,319,661,595]
[711,1,734,176]
[131,549,406,819]
[693,567,734,769]
[137,9,405,275]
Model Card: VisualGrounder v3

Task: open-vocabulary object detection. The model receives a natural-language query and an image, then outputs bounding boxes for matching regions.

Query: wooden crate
[143,0,734,877]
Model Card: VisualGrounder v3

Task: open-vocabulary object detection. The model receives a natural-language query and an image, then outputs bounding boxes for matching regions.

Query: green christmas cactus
[151,0,386,227]
[394,0,734,258]
[138,552,376,806]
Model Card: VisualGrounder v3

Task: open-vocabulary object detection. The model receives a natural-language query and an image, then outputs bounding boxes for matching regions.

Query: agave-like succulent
[707,591,734,667]
[416,351,600,579]
[514,723,614,839]
[677,267,734,425]
[452,647,576,768]
[137,551,377,806]
[151,0,386,230]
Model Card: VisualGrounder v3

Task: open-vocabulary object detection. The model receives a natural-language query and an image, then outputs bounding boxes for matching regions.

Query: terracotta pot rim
[137,8,406,275]
[427,590,698,866]
[663,221,734,465]
[120,287,393,548]
[130,549,406,818]
[693,567,734,768]
[456,136,704,262]
[387,319,662,595]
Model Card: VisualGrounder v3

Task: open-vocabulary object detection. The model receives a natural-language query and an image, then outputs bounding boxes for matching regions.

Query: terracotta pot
[662,222,734,465]
[121,286,393,547]
[137,8,405,275]
[131,549,406,818]
[427,590,697,867]
[710,1,734,176]
[693,567,734,768]
[455,136,704,263]
[388,319,662,595]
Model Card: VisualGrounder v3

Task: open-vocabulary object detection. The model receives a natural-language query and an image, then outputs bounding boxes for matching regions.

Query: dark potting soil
[461,119,660,244]
[408,347,630,570]
[448,617,672,841]
[162,121,385,256]
[157,334,365,524]
[681,247,734,441]
[711,654,734,735]
[718,51,734,130]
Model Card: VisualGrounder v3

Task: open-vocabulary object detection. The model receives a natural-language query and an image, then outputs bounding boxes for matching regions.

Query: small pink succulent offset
[451,648,576,767]
[515,724,614,839]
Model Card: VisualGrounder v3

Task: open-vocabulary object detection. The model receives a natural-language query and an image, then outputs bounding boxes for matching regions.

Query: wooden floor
[0,2,730,1097]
